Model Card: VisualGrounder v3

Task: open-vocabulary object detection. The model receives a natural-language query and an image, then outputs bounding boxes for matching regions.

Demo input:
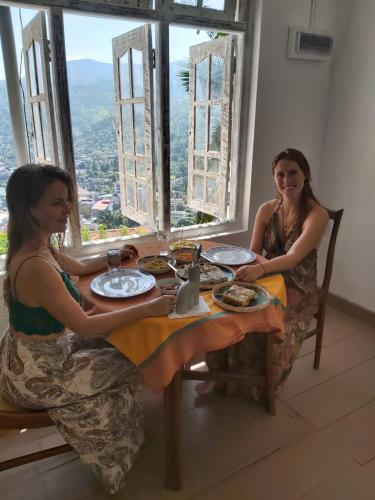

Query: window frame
[7,0,253,257]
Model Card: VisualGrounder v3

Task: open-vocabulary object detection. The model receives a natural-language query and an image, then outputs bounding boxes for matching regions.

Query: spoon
[167,261,180,274]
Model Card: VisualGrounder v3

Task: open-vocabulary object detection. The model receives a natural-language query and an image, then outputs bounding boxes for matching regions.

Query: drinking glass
[107,248,121,272]
[156,231,170,256]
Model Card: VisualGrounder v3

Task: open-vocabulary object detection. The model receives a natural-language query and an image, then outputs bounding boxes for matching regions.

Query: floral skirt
[0,329,144,495]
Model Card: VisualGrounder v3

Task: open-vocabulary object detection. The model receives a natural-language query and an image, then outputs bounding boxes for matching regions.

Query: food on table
[156,277,181,295]
[177,262,228,285]
[159,284,179,291]
[169,239,197,251]
[171,248,195,263]
[141,257,169,273]
[222,284,256,307]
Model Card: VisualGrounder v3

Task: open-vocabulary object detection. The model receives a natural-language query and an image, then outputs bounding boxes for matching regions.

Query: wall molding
[328,292,375,328]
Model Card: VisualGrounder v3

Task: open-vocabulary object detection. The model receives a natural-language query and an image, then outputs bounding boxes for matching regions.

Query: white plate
[202,246,256,266]
[91,269,155,298]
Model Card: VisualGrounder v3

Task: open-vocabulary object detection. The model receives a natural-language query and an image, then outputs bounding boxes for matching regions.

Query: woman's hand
[145,295,176,317]
[235,264,264,282]
[121,244,139,260]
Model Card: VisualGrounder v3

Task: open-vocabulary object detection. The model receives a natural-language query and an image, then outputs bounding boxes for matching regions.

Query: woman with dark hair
[206,148,329,399]
[0,164,175,494]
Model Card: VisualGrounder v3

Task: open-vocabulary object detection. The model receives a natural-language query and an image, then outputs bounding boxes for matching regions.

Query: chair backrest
[320,208,344,300]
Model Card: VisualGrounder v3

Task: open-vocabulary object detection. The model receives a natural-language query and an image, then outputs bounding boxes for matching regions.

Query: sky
[0,6,211,81]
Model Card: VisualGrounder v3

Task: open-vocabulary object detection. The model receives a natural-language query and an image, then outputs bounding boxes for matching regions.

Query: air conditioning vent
[288,27,334,61]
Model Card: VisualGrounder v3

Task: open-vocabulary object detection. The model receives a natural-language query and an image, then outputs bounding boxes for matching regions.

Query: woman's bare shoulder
[9,250,57,277]
[258,199,279,218]
[307,200,329,222]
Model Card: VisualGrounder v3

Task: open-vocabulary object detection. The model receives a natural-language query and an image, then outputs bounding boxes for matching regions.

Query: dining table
[77,239,286,490]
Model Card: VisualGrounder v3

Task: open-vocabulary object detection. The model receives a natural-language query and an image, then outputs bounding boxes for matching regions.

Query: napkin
[168,296,211,319]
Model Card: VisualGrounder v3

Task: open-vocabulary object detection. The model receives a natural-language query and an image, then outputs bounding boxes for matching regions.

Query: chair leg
[217,349,229,396]
[164,369,183,491]
[0,444,72,471]
[314,328,323,369]
[266,333,276,416]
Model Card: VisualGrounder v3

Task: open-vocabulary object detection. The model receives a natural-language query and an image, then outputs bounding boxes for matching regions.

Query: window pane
[134,103,145,155]
[137,183,147,213]
[132,48,143,98]
[206,177,219,205]
[174,0,197,5]
[39,101,50,160]
[194,106,205,151]
[34,41,44,94]
[126,180,136,208]
[210,56,223,99]
[27,46,37,97]
[120,51,131,99]
[202,0,225,10]
[32,102,44,157]
[121,104,133,154]
[194,155,205,171]
[207,157,219,173]
[195,57,208,101]
[209,105,221,151]
[136,159,146,178]
[192,174,204,201]
[124,158,135,176]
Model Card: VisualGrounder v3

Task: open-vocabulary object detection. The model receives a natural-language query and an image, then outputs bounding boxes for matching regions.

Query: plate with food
[175,262,234,290]
[137,255,176,275]
[91,269,155,298]
[201,246,256,266]
[212,282,270,312]
[170,247,196,264]
[156,277,183,295]
[169,239,197,252]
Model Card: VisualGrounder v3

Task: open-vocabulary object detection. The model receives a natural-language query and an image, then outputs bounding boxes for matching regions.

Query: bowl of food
[156,277,182,295]
[169,239,197,252]
[137,255,176,275]
[170,247,196,264]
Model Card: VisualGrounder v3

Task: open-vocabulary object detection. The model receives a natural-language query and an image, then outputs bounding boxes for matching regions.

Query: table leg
[164,369,183,490]
[266,333,276,416]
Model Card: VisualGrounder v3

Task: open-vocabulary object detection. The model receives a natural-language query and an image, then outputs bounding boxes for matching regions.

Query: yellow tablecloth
[107,274,286,392]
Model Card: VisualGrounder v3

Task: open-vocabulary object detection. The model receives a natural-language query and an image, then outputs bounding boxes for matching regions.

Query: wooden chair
[304,208,344,368]
[0,393,72,471]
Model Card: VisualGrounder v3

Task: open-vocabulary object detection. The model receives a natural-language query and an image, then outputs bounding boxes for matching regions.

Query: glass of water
[156,231,170,256]
[107,248,121,272]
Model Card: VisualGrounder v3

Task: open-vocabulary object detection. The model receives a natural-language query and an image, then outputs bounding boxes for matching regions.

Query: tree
[97,224,107,239]
[81,227,90,242]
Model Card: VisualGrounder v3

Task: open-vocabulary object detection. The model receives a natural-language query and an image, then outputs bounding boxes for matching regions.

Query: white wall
[221,0,374,309]
[319,0,375,311]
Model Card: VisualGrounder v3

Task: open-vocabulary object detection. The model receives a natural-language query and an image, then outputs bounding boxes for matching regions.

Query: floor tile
[192,431,350,500]
[0,427,66,462]
[287,358,375,429]
[322,399,375,464]
[298,318,370,358]
[282,329,375,400]
[180,401,313,494]
[301,461,375,500]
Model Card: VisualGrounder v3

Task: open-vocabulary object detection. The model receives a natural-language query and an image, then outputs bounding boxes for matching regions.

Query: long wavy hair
[272,148,320,221]
[3,164,77,308]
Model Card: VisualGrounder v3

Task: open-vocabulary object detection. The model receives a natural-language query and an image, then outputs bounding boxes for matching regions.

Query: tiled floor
[1,304,375,499]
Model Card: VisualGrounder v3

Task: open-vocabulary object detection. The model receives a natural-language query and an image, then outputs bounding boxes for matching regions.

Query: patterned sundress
[0,261,144,495]
[206,202,320,400]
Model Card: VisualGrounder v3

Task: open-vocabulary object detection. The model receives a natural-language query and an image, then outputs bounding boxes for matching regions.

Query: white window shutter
[22,12,59,166]
[112,25,155,226]
[187,35,235,218]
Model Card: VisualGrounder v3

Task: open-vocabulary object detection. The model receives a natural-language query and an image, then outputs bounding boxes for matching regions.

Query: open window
[22,12,58,165]
[112,25,155,226]
[164,0,238,22]
[187,35,235,219]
